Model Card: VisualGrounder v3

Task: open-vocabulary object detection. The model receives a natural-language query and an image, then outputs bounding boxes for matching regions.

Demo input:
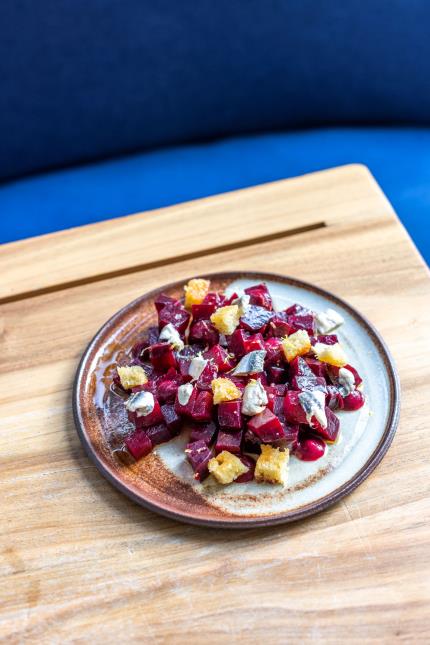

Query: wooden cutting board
[1,165,429,643]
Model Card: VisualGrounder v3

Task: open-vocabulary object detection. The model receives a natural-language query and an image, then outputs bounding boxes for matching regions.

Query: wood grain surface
[1,165,429,643]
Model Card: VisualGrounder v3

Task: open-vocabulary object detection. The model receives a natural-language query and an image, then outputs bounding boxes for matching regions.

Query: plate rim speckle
[73,271,400,528]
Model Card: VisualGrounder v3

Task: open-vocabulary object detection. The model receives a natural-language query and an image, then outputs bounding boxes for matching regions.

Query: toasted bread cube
[255,444,289,485]
[281,330,311,362]
[117,365,148,390]
[208,451,249,484]
[313,342,347,367]
[184,278,210,309]
[210,305,241,335]
[211,377,242,405]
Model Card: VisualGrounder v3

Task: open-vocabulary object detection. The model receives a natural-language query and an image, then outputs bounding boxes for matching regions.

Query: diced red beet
[312,334,338,346]
[267,312,294,338]
[304,357,327,378]
[282,423,299,447]
[203,344,235,372]
[185,440,214,480]
[244,283,273,310]
[158,304,190,334]
[287,313,316,335]
[247,408,286,443]
[285,303,311,316]
[191,390,214,422]
[196,361,219,391]
[125,430,152,460]
[343,390,365,411]
[311,407,340,442]
[177,356,192,378]
[290,357,326,393]
[264,385,278,412]
[135,399,164,428]
[215,429,243,454]
[150,343,178,371]
[293,434,326,461]
[218,400,242,429]
[203,292,228,307]
[264,337,283,365]
[273,395,285,419]
[189,421,218,445]
[155,294,181,313]
[228,329,249,358]
[191,303,217,320]
[174,386,198,417]
[274,383,287,396]
[284,391,308,425]
[240,305,273,333]
[161,403,182,433]
[145,423,173,446]
[243,332,265,353]
[267,364,288,384]
[189,320,219,346]
[326,385,344,410]
[235,454,256,483]
[157,379,179,403]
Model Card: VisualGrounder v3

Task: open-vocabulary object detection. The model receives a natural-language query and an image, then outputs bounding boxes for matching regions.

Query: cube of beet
[218,400,242,429]
[191,391,214,422]
[311,334,338,346]
[203,344,235,372]
[125,430,152,460]
[240,305,273,333]
[267,312,294,338]
[244,283,273,310]
[267,365,288,384]
[150,343,178,371]
[136,399,164,428]
[215,429,243,454]
[157,379,179,403]
[228,329,249,358]
[284,391,308,425]
[290,357,326,393]
[192,303,217,320]
[196,361,218,391]
[265,385,277,412]
[158,303,190,334]
[235,454,256,483]
[174,386,198,417]
[264,337,283,365]
[247,408,286,443]
[185,440,214,481]
[326,385,344,410]
[304,357,327,378]
[161,403,182,433]
[189,320,219,346]
[273,395,285,419]
[287,313,316,335]
[243,333,265,353]
[343,390,365,411]
[312,406,340,442]
[282,423,299,446]
[155,293,181,312]
[203,292,228,307]
[146,423,172,446]
[285,303,311,316]
[190,421,218,445]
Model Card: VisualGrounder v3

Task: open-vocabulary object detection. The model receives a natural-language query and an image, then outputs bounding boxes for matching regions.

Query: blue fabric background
[1,1,430,180]
[1,127,429,262]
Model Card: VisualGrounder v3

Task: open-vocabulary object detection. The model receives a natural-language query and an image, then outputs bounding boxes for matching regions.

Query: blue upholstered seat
[1,127,429,262]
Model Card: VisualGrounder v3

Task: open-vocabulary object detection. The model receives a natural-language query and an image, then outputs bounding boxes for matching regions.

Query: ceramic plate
[73,272,400,527]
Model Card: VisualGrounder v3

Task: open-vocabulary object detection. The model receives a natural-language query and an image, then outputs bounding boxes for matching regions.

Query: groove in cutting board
[0,221,325,305]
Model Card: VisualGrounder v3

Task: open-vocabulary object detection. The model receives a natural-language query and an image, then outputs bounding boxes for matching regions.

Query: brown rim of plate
[73,271,401,529]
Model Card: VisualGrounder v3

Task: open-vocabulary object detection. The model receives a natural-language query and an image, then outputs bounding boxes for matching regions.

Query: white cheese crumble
[158,323,184,351]
[231,350,266,376]
[315,308,345,334]
[298,390,327,428]
[188,354,208,381]
[241,379,268,416]
[126,391,155,415]
[232,293,251,316]
[338,367,355,397]
[177,383,194,406]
